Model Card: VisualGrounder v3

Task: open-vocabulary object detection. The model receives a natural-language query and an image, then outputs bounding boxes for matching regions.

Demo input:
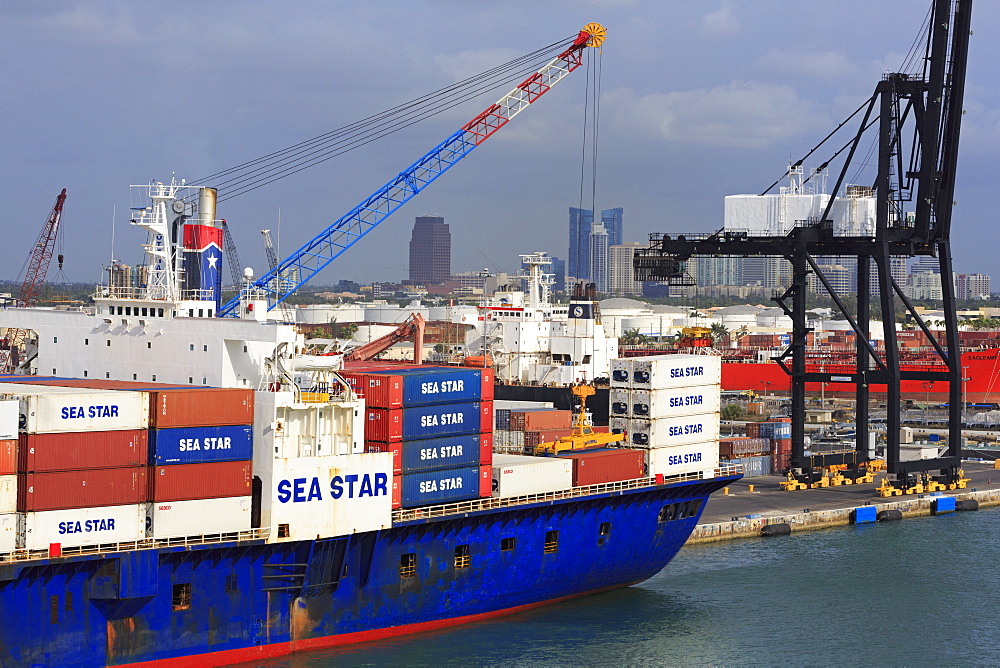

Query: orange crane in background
[0,189,67,373]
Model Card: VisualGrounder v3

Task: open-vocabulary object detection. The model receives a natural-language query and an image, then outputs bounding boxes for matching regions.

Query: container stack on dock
[0,378,255,553]
[609,354,722,478]
[722,420,791,475]
[343,363,493,508]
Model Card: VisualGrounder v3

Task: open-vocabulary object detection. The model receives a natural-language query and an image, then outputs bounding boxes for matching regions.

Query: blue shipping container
[149,424,253,465]
[495,408,511,431]
[370,367,483,406]
[401,434,483,472]
[401,402,484,440]
[734,455,772,478]
[400,465,481,507]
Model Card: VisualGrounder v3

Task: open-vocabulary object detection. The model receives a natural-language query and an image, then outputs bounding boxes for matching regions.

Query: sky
[2,1,997,289]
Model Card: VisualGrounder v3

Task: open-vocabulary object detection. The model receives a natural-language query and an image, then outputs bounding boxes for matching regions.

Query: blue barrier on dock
[932,496,956,514]
[851,506,877,524]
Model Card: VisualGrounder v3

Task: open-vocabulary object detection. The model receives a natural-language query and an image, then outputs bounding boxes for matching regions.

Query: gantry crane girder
[635,0,972,490]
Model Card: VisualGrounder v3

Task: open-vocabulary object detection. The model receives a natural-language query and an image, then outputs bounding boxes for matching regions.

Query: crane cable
[191,37,577,203]
[575,45,603,287]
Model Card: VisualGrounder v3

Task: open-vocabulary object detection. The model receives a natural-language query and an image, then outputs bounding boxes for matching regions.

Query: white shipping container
[0,384,149,434]
[610,359,631,388]
[0,475,15,514]
[0,400,17,439]
[631,385,722,420]
[509,431,525,449]
[494,400,555,410]
[609,416,629,435]
[0,513,15,554]
[629,414,720,448]
[630,354,721,390]
[147,496,252,538]
[18,504,146,550]
[263,452,393,542]
[609,388,631,418]
[492,454,573,498]
[646,443,720,478]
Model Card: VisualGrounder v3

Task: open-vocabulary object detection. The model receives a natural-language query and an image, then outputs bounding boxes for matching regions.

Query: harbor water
[245,507,1000,665]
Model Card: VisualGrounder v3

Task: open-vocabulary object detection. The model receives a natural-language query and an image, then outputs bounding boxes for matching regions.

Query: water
[248,508,1000,666]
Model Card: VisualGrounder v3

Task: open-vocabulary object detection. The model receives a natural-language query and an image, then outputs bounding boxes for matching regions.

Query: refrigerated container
[611,358,631,388]
[609,389,630,418]
[609,416,629,435]
[0,400,16,439]
[629,354,722,390]
[148,461,252,502]
[645,442,721,478]
[562,448,645,486]
[630,385,721,419]
[0,475,15,514]
[146,496,251,538]
[627,414,720,448]
[364,401,491,441]
[19,430,148,472]
[399,465,483,507]
[1,385,149,434]
[491,454,573,498]
[18,467,148,512]
[148,424,253,465]
[18,504,146,550]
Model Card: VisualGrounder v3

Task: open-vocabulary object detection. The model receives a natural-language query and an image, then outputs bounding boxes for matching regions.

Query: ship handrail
[391,463,744,523]
[0,527,270,564]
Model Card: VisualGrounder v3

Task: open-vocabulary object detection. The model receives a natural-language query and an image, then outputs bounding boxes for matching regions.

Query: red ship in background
[620,329,1000,404]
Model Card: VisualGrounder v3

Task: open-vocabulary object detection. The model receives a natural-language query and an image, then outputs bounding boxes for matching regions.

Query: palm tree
[709,323,729,346]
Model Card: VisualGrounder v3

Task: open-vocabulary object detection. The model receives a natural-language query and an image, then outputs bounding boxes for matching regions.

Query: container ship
[0,182,739,666]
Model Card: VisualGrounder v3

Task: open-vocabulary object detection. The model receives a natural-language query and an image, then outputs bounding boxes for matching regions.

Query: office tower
[601,207,624,247]
[550,256,566,293]
[588,224,609,292]
[608,242,644,296]
[957,273,991,300]
[742,257,767,286]
[695,256,743,287]
[408,215,451,284]
[910,257,940,274]
[568,207,593,280]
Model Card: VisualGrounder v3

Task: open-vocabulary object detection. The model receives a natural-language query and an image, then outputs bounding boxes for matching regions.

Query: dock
[691,461,1000,544]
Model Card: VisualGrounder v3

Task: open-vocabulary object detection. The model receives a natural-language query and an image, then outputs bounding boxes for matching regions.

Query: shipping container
[609,416,629,435]
[478,464,492,498]
[509,409,572,432]
[772,452,791,473]
[629,354,722,390]
[645,442,721,478]
[524,428,574,450]
[719,437,770,460]
[364,401,489,441]
[732,454,772,477]
[18,504,146,551]
[610,358,631,388]
[491,454,573,498]
[366,433,489,473]
[563,448,645,486]
[0,513,14,554]
[745,422,761,438]
[19,430,148,472]
[0,399,16,439]
[1,385,149,434]
[339,367,484,409]
[266,453,393,540]
[0,475,15,514]
[149,388,254,428]
[631,385,722,420]
[494,408,511,430]
[18,467,148,512]
[399,465,482,507]
[758,422,792,439]
[494,400,555,410]
[609,388,630,417]
[146,496,251,538]
[149,424,253,465]
[773,438,791,454]
[149,461,252,502]
[0,439,15,475]
[628,414,720,448]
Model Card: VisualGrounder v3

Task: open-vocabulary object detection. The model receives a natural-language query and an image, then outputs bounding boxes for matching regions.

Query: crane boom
[261,229,279,270]
[218,24,605,317]
[220,219,245,288]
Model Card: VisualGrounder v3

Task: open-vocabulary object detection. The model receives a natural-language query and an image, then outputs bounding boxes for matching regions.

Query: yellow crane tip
[582,22,607,48]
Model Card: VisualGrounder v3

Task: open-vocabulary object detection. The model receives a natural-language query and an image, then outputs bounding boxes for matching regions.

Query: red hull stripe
[119,583,636,667]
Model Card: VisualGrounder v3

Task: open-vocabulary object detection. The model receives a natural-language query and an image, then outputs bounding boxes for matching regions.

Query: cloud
[701,3,740,36]
[604,82,827,148]
[434,48,525,83]
[755,48,853,80]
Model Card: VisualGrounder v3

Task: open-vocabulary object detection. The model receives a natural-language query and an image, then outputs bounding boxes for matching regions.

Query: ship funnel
[198,187,218,227]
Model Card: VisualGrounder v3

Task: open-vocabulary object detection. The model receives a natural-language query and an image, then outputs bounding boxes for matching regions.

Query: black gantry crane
[633,0,973,494]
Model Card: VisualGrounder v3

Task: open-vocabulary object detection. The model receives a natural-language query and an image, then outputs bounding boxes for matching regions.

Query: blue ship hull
[0,475,736,666]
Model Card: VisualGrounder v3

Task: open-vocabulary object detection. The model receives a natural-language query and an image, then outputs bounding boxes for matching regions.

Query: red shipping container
[773,438,792,454]
[149,461,252,502]
[745,422,760,438]
[479,401,493,433]
[509,409,572,432]
[479,432,493,465]
[19,430,148,472]
[524,428,574,450]
[365,442,402,473]
[563,448,645,487]
[18,466,148,512]
[479,464,492,498]
[772,452,791,473]
[0,439,15,475]
[480,367,495,401]
[391,475,402,509]
[149,388,254,428]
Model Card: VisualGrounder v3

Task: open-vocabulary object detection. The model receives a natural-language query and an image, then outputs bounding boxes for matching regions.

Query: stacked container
[344,364,493,508]
[610,355,722,478]
[0,400,17,553]
[492,405,573,455]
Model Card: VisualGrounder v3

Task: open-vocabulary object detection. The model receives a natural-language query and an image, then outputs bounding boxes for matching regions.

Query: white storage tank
[630,385,721,420]
[147,496,252,538]
[629,354,722,390]
[19,504,147,550]
[0,384,149,434]
[492,454,572,498]
[628,414,720,448]
[646,442,720,478]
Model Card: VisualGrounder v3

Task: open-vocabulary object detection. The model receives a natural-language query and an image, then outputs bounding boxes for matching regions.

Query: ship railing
[392,463,745,523]
[0,528,270,564]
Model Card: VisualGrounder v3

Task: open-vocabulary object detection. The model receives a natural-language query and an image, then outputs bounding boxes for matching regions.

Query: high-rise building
[608,242,644,296]
[588,224,609,292]
[910,257,940,274]
[568,207,593,281]
[957,273,991,300]
[601,208,624,247]
[549,256,566,293]
[408,215,451,284]
[695,256,742,287]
